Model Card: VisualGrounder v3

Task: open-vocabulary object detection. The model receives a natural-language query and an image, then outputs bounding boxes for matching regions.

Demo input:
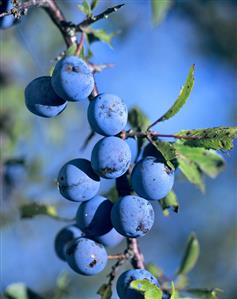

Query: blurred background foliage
[0,0,236,298]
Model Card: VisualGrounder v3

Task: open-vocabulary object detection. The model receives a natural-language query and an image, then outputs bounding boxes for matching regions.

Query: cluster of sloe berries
[24,54,174,298]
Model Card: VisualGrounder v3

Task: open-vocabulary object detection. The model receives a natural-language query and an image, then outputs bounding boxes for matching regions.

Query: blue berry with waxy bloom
[76,195,124,247]
[111,195,155,238]
[25,76,67,118]
[76,195,113,237]
[65,237,107,276]
[91,136,131,179]
[57,159,100,202]
[54,224,83,261]
[88,93,128,136]
[51,56,94,101]
[131,156,174,200]
[0,0,16,29]
[116,269,159,299]
[126,137,138,163]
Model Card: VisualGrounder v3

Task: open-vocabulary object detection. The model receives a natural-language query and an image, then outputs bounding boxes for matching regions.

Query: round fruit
[76,195,113,236]
[54,224,83,261]
[88,93,128,136]
[131,156,174,200]
[57,159,100,202]
[25,76,67,118]
[65,237,107,276]
[111,195,154,238]
[0,0,16,29]
[126,137,138,164]
[51,56,94,101]
[76,195,124,248]
[116,269,158,299]
[91,136,131,179]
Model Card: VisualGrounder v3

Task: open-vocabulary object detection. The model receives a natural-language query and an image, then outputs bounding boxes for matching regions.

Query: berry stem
[75,32,85,56]
[108,254,128,260]
[127,238,145,269]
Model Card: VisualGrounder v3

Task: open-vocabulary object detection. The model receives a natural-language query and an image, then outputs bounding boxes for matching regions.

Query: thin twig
[0,0,75,46]
[118,130,205,141]
[108,254,128,260]
[76,4,125,31]
[75,32,85,56]
[127,238,145,269]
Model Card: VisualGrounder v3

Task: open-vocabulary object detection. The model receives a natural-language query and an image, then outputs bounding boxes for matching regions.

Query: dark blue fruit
[131,156,174,200]
[126,137,138,164]
[54,224,83,261]
[65,237,107,276]
[76,195,113,236]
[111,195,155,238]
[51,56,94,101]
[91,136,131,179]
[25,76,67,118]
[0,0,15,29]
[76,195,123,247]
[116,269,158,299]
[87,93,128,136]
[57,159,100,202]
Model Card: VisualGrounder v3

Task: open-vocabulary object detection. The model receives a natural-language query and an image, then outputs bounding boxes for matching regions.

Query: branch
[119,130,205,141]
[42,0,76,46]
[0,0,75,46]
[76,4,125,31]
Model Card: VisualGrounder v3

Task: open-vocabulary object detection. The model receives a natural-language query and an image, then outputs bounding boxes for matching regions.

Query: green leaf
[130,280,163,299]
[49,63,55,76]
[97,284,112,299]
[153,141,176,169]
[128,106,150,131]
[145,263,163,280]
[186,288,223,299]
[176,127,237,150]
[90,0,99,11]
[175,274,188,290]
[177,153,204,191]
[87,29,116,46]
[53,272,71,299]
[20,203,58,219]
[175,144,224,178]
[56,272,70,290]
[78,1,91,16]
[177,234,200,276]
[151,0,173,25]
[156,65,195,123]
[65,43,77,56]
[160,191,179,215]
[171,282,179,299]
[5,283,43,299]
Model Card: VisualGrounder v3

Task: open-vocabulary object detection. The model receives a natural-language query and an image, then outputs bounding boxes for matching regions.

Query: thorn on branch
[76,4,125,31]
